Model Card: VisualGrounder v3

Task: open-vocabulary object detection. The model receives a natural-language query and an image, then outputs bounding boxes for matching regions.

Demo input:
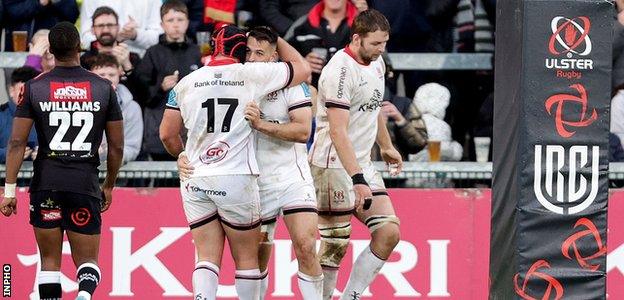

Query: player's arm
[101,120,124,211]
[1,117,34,216]
[376,113,403,174]
[246,103,311,143]
[276,37,311,87]
[160,108,185,157]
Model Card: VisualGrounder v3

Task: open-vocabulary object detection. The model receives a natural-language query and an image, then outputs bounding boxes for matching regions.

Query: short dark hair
[49,22,81,61]
[160,0,188,19]
[90,53,120,70]
[351,9,390,38]
[92,6,118,24]
[10,66,40,86]
[248,26,278,46]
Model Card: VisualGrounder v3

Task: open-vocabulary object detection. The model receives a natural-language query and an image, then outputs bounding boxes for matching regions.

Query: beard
[358,40,380,64]
[97,34,116,47]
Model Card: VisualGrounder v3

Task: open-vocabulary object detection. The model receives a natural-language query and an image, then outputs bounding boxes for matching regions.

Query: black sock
[76,263,101,296]
[38,271,61,300]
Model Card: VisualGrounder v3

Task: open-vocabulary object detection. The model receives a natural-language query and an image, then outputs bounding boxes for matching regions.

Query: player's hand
[101,187,113,213]
[244,101,262,129]
[381,101,406,124]
[0,196,17,217]
[354,183,373,213]
[112,43,132,70]
[161,70,179,91]
[118,16,138,41]
[29,34,50,56]
[381,147,403,176]
[177,152,194,181]
[305,52,325,74]
[39,0,50,6]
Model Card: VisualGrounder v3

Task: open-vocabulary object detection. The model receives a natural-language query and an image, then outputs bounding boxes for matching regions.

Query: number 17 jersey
[167,60,294,177]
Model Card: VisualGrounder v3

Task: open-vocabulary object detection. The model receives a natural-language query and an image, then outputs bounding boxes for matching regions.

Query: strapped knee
[318,222,351,268]
[260,222,277,244]
[364,215,400,233]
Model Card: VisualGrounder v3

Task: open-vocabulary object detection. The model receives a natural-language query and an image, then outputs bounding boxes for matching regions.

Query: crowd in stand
[0,0,498,170]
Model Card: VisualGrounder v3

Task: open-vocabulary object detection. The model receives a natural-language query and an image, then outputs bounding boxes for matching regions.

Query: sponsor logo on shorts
[41,209,61,221]
[185,183,227,197]
[40,198,59,209]
[333,190,346,205]
[71,208,91,227]
[266,91,278,102]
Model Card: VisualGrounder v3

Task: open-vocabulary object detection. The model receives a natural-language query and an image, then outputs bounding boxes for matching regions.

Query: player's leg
[217,175,263,300]
[61,192,104,300]
[312,166,354,300]
[183,178,225,300]
[258,221,276,299]
[341,167,400,300]
[30,191,64,300]
[281,182,323,299]
[257,186,279,299]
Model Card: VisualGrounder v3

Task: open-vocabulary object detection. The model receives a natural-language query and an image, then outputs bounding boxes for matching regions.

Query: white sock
[322,267,339,300]
[38,271,61,300]
[339,247,385,300]
[259,269,269,300]
[298,271,324,300]
[235,269,262,300]
[193,261,220,300]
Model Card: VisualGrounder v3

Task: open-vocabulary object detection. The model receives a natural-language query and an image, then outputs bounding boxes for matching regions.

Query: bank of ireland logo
[549,16,591,57]
[534,145,599,215]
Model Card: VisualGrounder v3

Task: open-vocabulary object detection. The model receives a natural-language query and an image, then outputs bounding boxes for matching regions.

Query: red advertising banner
[0,188,622,299]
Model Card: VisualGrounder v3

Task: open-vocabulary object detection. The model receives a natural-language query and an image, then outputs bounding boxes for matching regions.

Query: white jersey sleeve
[243,62,293,97]
[285,83,313,111]
[319,64,355,110]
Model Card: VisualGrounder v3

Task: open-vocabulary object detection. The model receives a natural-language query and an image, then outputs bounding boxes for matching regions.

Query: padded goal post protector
[491,1,612,299]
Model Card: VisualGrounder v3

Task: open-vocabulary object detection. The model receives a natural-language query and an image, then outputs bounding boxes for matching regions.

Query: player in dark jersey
[0,22,123,300]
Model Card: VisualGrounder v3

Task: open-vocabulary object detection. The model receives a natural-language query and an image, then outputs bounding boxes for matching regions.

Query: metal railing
[1,52,493,70]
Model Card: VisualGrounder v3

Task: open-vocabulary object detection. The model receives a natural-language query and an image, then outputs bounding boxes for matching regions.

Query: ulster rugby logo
[549,16,591,57]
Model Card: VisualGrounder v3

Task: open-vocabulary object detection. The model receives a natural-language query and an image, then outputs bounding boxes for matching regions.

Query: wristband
[351,173,368,186]
[4,183,17,198]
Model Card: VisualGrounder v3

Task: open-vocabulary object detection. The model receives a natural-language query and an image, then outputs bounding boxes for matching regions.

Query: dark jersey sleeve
[107,85,123,122]
[14,83,35,119]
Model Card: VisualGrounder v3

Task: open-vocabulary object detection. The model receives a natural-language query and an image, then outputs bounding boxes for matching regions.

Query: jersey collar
[207,58,238,66]
[344,45,369,66]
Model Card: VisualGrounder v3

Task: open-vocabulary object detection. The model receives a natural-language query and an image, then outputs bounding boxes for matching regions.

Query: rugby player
[244,26,322,299]
[159,24,310,300]
[308,10,402,300]
[1,22,124,300]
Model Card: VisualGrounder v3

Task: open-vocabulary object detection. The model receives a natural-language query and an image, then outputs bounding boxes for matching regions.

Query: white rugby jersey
[256,83,313,187]
[310,47,385,169]
[167,60,293,177]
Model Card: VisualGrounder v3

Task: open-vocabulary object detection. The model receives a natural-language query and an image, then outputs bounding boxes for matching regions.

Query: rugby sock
[297,271,324,300]
[193,261,220,300]
[235,269,263,300]
[76,263,101,300]
[339,247,385,300]
[321,267,339,300]
[259,269,269,300]
[38,271,61,300]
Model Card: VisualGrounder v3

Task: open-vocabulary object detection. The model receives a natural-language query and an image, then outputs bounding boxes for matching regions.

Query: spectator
[473,92,493,161]
[23,29,55,72]
[91,53,143,163]
[80,0,163,56]
[81,6,147,102]
[3,0,79,51]
[284,0,358,87]
[136,0,201,161]
[1,67,40,164]
[378,88,428,160]
[410,83,463,162]
[259,0,317,36]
